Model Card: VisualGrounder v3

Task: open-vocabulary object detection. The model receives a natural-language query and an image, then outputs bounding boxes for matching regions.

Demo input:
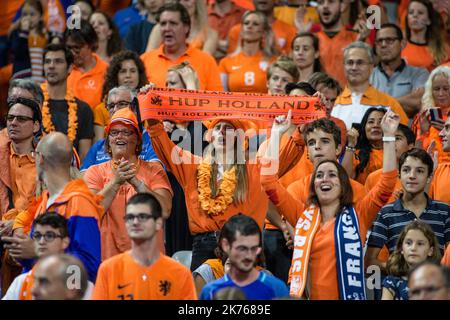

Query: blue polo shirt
[370,60,429,98]
[367,195,450,254]
[200,272,289,300]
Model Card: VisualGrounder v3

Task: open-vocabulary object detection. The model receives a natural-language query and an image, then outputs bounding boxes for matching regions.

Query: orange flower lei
[42,82,78,142]
[197,160,237,216]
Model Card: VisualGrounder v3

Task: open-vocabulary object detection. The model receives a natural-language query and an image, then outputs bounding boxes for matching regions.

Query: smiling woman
[83,108,173,261]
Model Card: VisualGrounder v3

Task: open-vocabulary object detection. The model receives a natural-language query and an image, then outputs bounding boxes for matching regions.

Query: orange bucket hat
[105,107,141,137]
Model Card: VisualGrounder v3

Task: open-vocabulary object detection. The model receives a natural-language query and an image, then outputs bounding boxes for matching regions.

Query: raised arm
[356,110,399,231]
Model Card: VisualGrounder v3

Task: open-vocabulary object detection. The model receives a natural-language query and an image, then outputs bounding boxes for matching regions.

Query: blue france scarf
[334,206,366,300]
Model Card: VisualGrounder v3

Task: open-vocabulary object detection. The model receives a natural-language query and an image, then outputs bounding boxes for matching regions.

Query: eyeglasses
[106,100,131,111]
[409,285,446,298]
[6,114,34,123]
[124,213,156,223]
[32,231,63,242]
[109,129,135,137]
[375,37,400,45]
[344,59,371,67]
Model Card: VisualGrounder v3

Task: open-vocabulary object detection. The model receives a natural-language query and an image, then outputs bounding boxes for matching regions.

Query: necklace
[42,82,78,142]
[197,159,237,216]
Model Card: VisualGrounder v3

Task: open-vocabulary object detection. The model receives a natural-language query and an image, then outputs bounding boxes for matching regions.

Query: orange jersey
[146,121,303,234]
[261,168,397,299]
[92,252,197,300]
[227,19,296,54]
[219,52,275,93]
[93,102,110,127]
[401,41,436,72]
[67,54,109,109]
[140,44,223,91]
[274,5,319,27]
[353,148,384,185]
[429,162,450,203]
[83,161,172,260]
[316,28,358,86]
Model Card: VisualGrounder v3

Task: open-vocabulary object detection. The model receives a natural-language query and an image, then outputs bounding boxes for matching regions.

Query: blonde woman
[219,10,278,93]
[145,0,218,55]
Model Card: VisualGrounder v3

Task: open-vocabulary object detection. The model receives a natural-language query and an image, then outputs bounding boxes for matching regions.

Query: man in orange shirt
[227,0,297,54]
[0,96,42,296]
[332,41,409,130]
[140,3,222,91]
[93,193,197,300]
[65,20,109,110]
[314,0,368,86]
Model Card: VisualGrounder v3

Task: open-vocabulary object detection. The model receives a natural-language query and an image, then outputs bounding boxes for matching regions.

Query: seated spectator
[408,261,450,300]
[124,0,164,55]
[200,215,288,300]
[332,41,408,130]
[219,10,278,93]
[382,220,441,300]
[92,50,148,142]
[92,193,197,300]
[342,107,386,184]
[366,148,450,274]
[2,212,93,300]
[146,0,218,56]
[140,3,222,91]
[81,86,159,173]
[65,20,109,110]
[89,10,123,64]
[371,23,429,119]
[401,0,449,71]
[291,32,321,82]
[84,107,172,260]
[32,253,89,300]
[414,66,450,163]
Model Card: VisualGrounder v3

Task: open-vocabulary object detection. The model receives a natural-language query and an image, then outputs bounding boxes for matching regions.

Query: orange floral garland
[197,159,237,216]
[42,83,78,142]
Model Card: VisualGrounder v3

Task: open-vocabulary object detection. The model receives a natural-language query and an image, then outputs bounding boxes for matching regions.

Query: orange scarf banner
[138,88,326,124]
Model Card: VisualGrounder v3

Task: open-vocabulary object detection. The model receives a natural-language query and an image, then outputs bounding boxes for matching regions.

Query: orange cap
[105,107,141,136]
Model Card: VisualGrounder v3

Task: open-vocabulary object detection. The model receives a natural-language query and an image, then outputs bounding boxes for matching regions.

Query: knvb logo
[151,95,163,106]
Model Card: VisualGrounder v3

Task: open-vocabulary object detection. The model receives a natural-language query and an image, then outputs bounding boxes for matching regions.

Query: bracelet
[382,136,396,142]
[345,146,356,152]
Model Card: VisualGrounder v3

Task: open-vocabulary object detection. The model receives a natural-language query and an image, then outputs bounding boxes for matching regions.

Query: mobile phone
[351,123,361,133]
[429,108,443,122]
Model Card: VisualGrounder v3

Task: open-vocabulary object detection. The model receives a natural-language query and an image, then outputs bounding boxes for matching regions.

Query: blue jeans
[190,231,220,271]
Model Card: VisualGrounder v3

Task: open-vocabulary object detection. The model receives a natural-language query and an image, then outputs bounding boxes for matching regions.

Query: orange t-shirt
[227,19,296,54]
[353,148,384,185]
[260,168,397,299]
[140,44,223,91]
[429,162,450,204]
[208,3,246,40]
[316,28,358,86]
[219,52,275,93]
[83,161,173,260]
[274,5,319,27]
[67,54,109,109]
[93,101,110,127]
[92,252,197,300]
[401,41,436,72]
